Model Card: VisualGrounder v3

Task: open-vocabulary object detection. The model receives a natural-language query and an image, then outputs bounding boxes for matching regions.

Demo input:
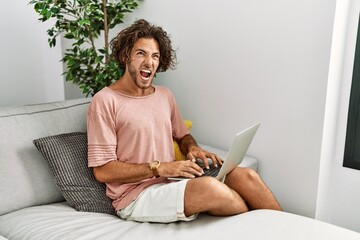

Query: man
[87,19,282,223]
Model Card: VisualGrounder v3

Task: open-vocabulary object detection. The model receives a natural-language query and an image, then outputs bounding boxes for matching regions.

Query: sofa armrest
[198,144,258,172]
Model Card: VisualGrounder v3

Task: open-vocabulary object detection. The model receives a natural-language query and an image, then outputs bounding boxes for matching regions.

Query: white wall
[114,0,335,219]
[0,1,64,107]
[316,0,360,232]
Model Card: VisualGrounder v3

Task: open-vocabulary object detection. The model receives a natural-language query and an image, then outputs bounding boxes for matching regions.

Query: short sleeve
[87,94,118,167]
[167,90,189,140]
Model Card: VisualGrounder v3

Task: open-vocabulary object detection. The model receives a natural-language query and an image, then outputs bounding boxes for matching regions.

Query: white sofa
[0,98,358,240]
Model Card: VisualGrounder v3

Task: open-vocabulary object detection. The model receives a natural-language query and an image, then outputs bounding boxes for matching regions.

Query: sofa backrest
[0,98,91,215]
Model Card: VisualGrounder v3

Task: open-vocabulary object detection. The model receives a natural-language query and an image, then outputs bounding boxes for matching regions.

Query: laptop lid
[214,123,260,180]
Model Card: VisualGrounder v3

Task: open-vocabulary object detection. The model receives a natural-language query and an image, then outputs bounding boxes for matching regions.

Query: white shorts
[117,179,197,223]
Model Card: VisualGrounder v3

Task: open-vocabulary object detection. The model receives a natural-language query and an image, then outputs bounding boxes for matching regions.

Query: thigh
[184,176,247,216]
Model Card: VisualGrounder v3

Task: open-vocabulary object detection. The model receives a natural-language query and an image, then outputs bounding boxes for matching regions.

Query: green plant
[29,0,139,96]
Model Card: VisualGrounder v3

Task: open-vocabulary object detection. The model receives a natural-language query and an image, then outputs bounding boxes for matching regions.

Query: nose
[143,55,154,68]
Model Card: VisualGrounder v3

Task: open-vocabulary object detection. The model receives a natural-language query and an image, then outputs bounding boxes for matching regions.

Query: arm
[93,161,154,183]
[93,158,205,183]
[178,134,223,169]
[93,135,222,183]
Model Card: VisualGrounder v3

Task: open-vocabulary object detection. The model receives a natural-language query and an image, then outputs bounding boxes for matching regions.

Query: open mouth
[140,69,152,79]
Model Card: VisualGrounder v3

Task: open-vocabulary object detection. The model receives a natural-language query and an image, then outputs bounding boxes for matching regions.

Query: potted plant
[29,0,139,96]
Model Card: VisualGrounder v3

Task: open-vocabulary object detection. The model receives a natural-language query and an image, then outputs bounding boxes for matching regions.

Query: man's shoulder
[92,87,112,98]
[92,87,123,102]
[89,87,119,110]
[155,85,174,96]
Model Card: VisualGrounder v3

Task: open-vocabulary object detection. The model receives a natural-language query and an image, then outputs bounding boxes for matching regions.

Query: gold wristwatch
[149,160,160,178]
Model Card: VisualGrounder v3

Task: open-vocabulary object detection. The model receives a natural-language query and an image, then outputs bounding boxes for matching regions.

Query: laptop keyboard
[200,164,222,178]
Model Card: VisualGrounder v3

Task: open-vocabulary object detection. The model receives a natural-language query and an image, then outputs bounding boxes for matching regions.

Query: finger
[187,153,196,162]
[177,170,196,179]
[199,155,210,169]
[190,161,204,175]
[212,154,223,167]
[187,168,203,177]
[181,161,203,177]
[209,154,219,168]
[216,155,224,165]
[184,160,204,175]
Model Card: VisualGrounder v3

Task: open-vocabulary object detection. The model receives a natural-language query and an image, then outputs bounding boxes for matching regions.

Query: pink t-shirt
[87,86,189,210]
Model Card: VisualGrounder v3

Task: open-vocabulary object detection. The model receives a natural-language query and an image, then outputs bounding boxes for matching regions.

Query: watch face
[149,161,160,177]
[150,161,160,169]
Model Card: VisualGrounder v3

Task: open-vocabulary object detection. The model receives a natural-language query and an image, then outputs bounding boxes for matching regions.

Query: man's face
[126,38,160,90]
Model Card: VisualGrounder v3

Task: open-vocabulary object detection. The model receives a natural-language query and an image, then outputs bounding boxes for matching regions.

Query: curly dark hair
[110,19,177,72]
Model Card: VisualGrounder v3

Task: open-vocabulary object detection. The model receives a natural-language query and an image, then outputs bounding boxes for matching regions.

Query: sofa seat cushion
[0,202,358,240]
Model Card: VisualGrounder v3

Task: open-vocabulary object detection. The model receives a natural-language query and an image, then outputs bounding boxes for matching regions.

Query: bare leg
[224,167,282,211]
[184,177,249,216]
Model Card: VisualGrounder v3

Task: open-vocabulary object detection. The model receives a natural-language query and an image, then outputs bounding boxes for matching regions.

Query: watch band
[152,167,160,178]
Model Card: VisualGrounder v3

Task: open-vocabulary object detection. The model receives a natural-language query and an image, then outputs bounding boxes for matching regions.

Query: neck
[110,76,154,97]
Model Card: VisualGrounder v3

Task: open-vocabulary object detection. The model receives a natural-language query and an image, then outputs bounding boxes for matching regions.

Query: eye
[153,54,160,60]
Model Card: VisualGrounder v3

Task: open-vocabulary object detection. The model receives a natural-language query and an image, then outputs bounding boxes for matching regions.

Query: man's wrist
[179,134,199,155]
[188,144,199,153]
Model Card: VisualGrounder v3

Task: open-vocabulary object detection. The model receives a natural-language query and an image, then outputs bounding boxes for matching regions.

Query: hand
[186,146,223,170]
[158,160,204,179]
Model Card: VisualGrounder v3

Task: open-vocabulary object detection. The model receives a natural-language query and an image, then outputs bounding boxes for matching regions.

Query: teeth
[140,69,152,79]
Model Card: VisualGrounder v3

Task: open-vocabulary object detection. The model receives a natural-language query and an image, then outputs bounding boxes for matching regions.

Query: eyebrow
[135,48,160,56]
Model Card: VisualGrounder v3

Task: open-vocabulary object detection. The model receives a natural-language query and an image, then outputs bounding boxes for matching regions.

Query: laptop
[169,123,260,181]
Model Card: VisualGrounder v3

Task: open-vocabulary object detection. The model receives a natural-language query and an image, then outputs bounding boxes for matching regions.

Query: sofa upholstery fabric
[0,202,359,240]
[0,98,91,215]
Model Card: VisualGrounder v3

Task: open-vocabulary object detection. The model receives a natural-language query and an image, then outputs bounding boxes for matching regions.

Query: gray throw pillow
[33,132,115,215]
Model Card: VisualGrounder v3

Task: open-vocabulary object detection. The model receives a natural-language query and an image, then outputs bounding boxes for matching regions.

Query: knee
[242,168,261,182]
[227,167,261,185]
[198,177,232,199]
[200,176,225,194]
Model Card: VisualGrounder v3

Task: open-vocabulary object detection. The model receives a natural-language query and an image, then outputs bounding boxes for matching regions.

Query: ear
[121,55,129,65]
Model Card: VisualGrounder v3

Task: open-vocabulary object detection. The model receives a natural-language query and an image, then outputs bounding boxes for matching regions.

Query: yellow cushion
[174,120,192,161]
